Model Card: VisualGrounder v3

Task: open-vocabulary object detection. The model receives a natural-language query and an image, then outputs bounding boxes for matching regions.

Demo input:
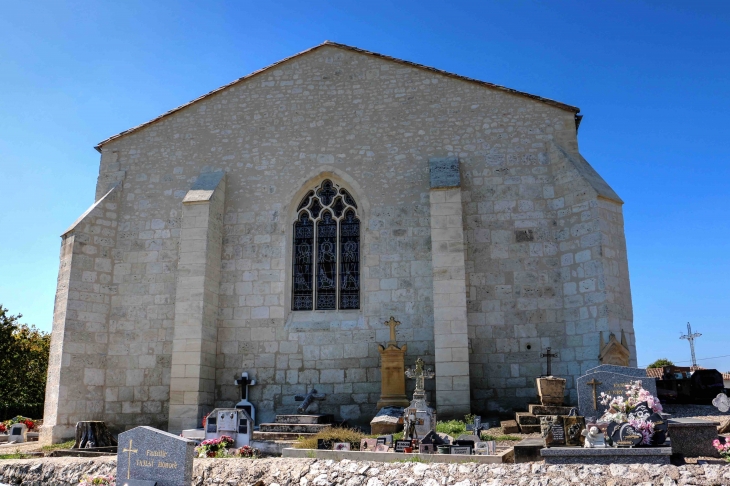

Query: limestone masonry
[42,41,634,442]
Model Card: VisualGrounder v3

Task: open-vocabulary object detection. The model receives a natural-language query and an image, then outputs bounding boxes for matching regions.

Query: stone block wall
[44,43,633,435]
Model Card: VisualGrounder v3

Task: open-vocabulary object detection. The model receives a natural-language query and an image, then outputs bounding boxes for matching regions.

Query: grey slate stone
[429,157,460,188]
[541,446,671,465]
[576,371,658,418]
[584,364,648,378]
[117,426,195,486]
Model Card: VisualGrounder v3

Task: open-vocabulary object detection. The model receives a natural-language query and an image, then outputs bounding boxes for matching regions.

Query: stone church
[42,41,635,442]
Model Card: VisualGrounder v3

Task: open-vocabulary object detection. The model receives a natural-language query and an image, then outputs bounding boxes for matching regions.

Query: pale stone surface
[44,42,635,435]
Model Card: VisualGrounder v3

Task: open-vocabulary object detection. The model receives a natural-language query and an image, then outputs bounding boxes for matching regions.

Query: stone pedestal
[536,377,566,405]
[377,344,409,409]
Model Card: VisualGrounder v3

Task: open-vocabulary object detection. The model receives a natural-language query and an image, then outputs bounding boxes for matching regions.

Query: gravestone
[577,370,658,417]
[607,422,642,448]
[394,440,412,453]
[584,364,649,378]
[404,357,436,437]
[360,438,377,451]
[540,416,565,447]
[204,408,252,448]
[9,423,27,443]
[563,416,586,447]
[117,426,195,486]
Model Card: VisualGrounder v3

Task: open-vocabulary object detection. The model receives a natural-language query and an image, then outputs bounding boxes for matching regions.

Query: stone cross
[466,415,489,436]
[405,358,435,400]
[587,378,602,410]
[122,438,138,480]
[540,347,559,376]
[385,316,400,346]
[295,388,326,414]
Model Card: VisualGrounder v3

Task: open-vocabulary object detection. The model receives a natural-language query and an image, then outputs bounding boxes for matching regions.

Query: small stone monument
[598,330,630,367]
[536,348,565,405]
[376,317,410,409]
[204,408,253,448]
[9,423,27,443]
[404,357,436,438]
[117,426,195,486]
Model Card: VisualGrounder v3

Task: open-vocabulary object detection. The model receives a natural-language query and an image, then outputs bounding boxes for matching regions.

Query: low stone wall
[1,457,729,485]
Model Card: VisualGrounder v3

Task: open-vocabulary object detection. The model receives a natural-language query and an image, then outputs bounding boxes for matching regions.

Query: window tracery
[292,180,360,311]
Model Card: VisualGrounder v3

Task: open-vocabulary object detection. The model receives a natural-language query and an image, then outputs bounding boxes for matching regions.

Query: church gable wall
[84,45,625,430]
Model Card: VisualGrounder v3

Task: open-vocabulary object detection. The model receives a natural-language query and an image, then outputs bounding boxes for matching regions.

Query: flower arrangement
[713,439,730,462]
[599,380,663,446]
[78,474,115,485]
[237,445,260,458]
[0,423,6,434]
[2,416,36,431]
[195,435,234,457]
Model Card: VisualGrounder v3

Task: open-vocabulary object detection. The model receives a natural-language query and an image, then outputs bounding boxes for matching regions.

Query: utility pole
[679,322,702,369]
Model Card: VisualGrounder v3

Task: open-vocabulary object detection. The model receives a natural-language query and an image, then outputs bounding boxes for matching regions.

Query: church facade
[42,42,634,442]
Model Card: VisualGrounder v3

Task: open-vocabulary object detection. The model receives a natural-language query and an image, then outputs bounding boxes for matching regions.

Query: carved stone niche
[598,330,630,367]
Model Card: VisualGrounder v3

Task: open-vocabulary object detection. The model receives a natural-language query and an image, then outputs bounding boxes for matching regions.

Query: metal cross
[540,347,559,376]
[122,439,138,480]
[385,316,400,346]
[234,372,257,402]
[587,378,602,410]
[295,388,327,414]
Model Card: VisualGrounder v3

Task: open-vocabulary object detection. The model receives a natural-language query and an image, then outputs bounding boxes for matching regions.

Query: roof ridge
[95,41,580,152]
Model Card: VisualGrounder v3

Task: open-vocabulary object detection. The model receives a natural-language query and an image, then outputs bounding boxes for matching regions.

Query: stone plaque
[317,439,334,450]
[649,413,668,446]
[333,442,350,451]
[577,371,658,417]
[360,438,377,451]
[541,416,565,447]
[374,444,389,452]
[450,445,472,455]
[607,422,642,448]
[419,444,434,454]
[394,440,412,453]
[117,426,194,486]
[563,416,586,447]
[376,434,393,446]
[429,157,460,188]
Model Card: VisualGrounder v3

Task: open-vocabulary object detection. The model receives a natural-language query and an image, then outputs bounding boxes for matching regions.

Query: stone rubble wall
[1,457,729,486]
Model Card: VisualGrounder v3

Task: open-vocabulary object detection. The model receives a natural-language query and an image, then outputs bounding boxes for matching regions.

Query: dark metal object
[294,388,326,414]
[540,347,559,377]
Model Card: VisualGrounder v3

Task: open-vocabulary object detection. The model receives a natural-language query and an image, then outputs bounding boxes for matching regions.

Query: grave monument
[377,317,409,409]
[404,358,436,438]
[117,426,195,486]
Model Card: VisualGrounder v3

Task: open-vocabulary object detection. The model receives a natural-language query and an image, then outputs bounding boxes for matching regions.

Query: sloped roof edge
[95,41,581,152]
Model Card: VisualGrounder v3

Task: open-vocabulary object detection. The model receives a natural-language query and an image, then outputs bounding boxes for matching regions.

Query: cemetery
[1,316,729,484]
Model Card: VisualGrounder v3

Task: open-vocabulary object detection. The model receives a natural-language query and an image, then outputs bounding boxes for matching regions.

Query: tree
[0,305,51,407]
[647,358,674,369]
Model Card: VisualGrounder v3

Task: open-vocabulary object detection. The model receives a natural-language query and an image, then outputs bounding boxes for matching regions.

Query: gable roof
[95,41,581,152]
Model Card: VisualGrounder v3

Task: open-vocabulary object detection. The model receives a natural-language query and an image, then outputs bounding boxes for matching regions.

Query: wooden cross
[587,378,602,410]
[122,438,138,479]
[540,347,559,376]
[385,316,400,346]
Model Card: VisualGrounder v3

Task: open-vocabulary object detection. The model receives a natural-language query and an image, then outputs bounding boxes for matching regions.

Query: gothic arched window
[292,180,360,311]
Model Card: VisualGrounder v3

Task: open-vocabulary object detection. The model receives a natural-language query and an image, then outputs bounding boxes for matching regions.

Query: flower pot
[536,377,566,405]
[404,447,413,453]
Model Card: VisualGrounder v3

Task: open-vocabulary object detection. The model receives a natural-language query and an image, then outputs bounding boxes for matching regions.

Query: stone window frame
[291,178,361,311]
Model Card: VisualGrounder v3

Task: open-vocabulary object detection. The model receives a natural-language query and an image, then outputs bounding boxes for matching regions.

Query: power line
[640,353,730,368]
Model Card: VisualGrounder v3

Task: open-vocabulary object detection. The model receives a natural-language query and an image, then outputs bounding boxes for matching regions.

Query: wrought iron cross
[295,388,326,414]
[540,347,559,376]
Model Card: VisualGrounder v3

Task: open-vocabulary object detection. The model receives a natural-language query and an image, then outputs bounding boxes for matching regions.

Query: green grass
[435,420,467,437]
[395,456,426,463]
[294,427,367,450]
[0,452,31,460]
[41,439,75,451]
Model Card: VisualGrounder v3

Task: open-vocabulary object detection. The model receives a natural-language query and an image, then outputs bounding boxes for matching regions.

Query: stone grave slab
[541,446,671,465]
[667,418,721,458]
[514,438,544,463]
[117,426,195,486]
[577,370,658,417]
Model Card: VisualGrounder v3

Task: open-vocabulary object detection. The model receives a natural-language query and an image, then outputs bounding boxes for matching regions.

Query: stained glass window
[291,180,360,311]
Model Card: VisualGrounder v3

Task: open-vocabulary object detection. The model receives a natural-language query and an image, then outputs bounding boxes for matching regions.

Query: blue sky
[1,1,728,371]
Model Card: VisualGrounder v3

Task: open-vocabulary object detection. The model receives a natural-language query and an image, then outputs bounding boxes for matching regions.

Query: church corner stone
[44,43,635,434]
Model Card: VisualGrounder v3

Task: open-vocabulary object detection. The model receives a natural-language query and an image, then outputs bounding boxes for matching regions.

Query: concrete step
[528,404,573,416]
[274,414,334,425]
[519,424,542,434]
[500,420,520,434]
[259,423,333,434]
[253,431,317,441]
[515,412,539,426]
